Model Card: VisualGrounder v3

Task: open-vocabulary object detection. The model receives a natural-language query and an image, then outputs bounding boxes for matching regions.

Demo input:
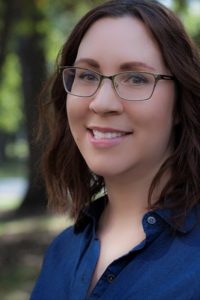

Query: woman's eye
[78,71,98,81]
[123,73,149,85]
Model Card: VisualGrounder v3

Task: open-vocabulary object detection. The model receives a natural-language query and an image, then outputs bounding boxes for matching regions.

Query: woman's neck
[106,173,153,213]
[102,168,168,227]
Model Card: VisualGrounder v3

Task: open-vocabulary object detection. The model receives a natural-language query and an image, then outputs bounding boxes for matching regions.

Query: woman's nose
[89,79,123,114]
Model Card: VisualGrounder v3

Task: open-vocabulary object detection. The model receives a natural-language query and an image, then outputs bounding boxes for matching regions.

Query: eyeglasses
[61,66,175,101]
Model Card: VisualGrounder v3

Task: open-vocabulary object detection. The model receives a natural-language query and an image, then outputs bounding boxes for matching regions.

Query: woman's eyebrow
[74,58,100,68]
[119,61,156,71]
[74,58,156,72]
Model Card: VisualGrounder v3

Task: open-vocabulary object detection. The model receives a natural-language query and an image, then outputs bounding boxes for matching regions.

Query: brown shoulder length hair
[39,0,200,225]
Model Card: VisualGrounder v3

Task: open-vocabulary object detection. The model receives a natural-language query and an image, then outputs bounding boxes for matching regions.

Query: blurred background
[0,0,199,299]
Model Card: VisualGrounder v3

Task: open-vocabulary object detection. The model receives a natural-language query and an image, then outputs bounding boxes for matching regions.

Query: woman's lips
[87,127,132,148]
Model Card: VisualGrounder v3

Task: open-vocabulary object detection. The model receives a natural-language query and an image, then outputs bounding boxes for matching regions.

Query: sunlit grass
[0,213,71,235]
[0,290,30,300]
[0,198,22,211]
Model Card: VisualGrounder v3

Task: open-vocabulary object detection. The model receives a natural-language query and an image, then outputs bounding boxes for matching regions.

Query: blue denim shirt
[30,198,200,300]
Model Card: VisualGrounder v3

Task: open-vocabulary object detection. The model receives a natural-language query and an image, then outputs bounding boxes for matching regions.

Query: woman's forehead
[75,16,168,73]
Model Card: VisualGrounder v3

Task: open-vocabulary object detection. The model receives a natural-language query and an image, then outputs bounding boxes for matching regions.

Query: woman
[30,0,200,299]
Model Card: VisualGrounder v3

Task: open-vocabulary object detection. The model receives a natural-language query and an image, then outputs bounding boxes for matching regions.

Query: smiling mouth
[89,128,132,140]
[92,130,127,139]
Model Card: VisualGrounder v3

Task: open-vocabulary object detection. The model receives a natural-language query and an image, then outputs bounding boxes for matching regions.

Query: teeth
[93,130,125,139]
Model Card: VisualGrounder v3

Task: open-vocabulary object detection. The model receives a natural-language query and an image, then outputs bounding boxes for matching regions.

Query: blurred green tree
[0,0,20,162]
[173,0,188,12]
[173,0,200,46]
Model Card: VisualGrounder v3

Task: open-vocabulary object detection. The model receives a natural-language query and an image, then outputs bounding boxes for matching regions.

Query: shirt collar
[74,196,107,233]
[75,196,200,234]
[155,204,200,233]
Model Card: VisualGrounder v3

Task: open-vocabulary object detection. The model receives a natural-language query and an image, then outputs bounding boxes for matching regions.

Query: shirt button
[147,216,156,225]
[107,274,115,283]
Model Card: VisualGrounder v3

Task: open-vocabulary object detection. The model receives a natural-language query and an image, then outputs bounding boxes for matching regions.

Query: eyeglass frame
[60,66,175,101]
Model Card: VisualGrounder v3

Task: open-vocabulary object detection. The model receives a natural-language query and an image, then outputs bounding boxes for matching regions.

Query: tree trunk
[0,131,9,163]
[17,24,48,215]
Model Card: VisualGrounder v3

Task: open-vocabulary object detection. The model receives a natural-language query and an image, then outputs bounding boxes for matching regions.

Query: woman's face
[66,16,176,181]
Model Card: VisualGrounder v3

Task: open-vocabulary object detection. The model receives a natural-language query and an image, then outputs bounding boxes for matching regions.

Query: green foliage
[182,6,200,45]
[0,53,23,133]
[40,0,103,71]
[172,0,188,13]
[5,138,29,160]
[172,0,200,45]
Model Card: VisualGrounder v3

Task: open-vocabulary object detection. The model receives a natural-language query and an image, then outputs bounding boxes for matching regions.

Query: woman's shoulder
[42,197,106,264]
[46,225,78,256]
[36,225,82,277]
[30,224,85,299]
